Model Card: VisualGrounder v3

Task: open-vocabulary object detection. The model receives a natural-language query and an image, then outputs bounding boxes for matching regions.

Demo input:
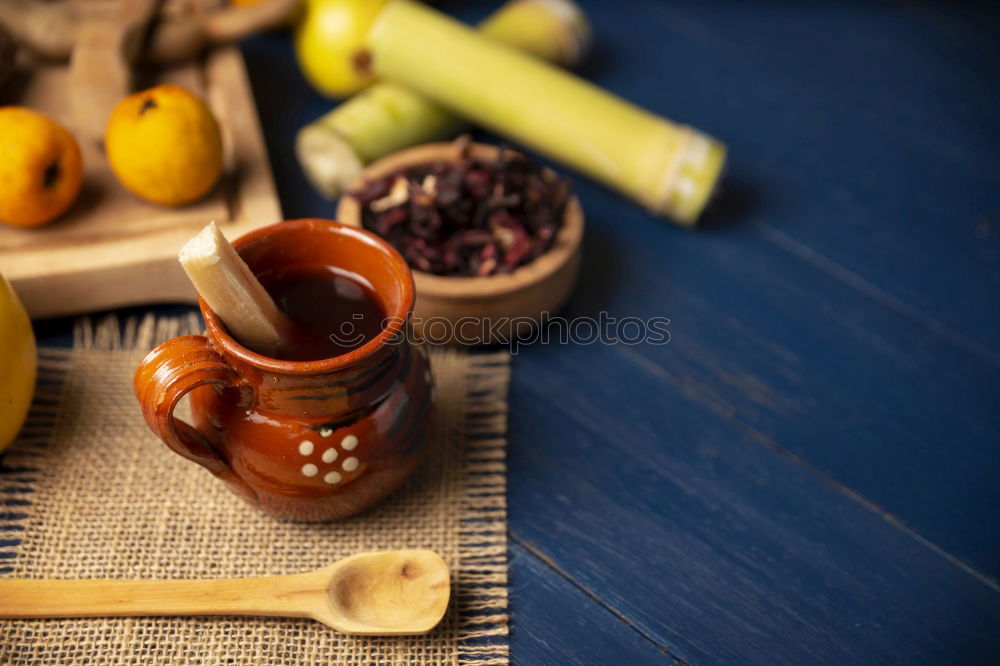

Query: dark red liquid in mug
[256,264,387,361]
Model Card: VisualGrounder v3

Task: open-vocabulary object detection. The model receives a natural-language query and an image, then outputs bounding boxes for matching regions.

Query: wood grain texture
[562,217,1000,577]
[582,0,1000,352]
[507,343,999,664]
[507,541,680,665]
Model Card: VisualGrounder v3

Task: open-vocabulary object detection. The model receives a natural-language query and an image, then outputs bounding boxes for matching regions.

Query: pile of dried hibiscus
[352,141,571,277]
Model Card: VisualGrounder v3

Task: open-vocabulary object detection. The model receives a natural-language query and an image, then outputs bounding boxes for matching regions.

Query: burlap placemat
[0,315,510,665]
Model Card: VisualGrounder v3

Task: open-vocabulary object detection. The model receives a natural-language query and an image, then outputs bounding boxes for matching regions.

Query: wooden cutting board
[0,47,282,319]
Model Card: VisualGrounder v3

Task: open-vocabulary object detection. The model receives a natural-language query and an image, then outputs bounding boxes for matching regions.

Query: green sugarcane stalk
[297,0,591,199]
[367,0,725,225]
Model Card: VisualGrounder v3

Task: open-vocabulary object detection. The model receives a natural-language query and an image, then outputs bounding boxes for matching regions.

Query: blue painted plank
[556,208,999,576]
[508,541,677,665]
[507,342,1000,665]
[570,0,1000,350]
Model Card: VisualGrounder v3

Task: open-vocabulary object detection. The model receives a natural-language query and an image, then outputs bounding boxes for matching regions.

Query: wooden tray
[0,47,282,319]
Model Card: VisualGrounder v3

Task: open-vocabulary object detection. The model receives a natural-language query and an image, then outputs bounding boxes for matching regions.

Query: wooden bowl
[336,142,584,345]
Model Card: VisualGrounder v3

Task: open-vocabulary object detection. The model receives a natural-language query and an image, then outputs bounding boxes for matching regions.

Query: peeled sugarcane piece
[296,0,591,199]
[178,222,290,356]
[367,0,725,225]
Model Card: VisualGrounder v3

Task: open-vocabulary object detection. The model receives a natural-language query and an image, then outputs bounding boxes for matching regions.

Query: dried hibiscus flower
[352,139,571,277]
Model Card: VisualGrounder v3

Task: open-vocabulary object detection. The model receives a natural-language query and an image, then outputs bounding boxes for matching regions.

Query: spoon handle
[0,573,325,620]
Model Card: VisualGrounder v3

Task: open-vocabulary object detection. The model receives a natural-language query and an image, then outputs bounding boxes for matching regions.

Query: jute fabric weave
[0,316,510,665]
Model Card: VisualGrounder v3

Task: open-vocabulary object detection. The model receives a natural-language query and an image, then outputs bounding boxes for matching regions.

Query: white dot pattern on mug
[299,434,362,479]
[318,426,334,438]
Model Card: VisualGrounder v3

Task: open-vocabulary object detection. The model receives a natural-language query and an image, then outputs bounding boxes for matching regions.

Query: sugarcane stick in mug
[366,0,725,225]
[178,222,290,356]
[296,0,591,199]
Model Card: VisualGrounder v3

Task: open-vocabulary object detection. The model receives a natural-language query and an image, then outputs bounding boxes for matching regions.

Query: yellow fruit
[294,0,388,98]
[105,84,223,206]
[0,272,36,454]
[0,107,83,228]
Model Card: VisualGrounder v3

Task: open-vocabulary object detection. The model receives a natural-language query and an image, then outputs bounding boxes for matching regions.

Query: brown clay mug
[134,219,434,522]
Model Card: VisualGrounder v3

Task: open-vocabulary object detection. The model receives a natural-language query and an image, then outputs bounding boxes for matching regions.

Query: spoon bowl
[319,550,451,634]
[0,549,451,636]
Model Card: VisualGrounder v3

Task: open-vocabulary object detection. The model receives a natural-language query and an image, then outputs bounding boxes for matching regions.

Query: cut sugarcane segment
[476,0,591,68]
[178,222,289,355]
[296,0,591,199]
[366,0,725,225]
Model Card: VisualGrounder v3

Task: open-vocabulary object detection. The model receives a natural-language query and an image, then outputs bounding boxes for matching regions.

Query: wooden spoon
[0,549,450,636]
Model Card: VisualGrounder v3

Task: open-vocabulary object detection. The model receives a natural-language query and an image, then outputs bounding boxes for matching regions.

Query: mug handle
[133,335,257,501]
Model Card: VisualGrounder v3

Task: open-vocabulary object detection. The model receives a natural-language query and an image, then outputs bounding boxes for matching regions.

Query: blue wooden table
[32,1,1000,663]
